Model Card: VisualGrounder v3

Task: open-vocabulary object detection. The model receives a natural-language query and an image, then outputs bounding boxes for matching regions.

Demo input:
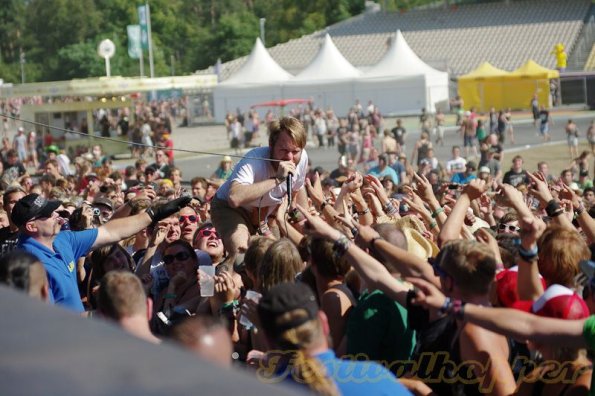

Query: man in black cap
[12,193,190,313]
[257,282,411,395]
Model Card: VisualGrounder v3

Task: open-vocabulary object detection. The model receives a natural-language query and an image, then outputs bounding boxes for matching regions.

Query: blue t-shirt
[450,173,476,184]
[317,349,411,395]
[18,229,98,312]
[261,349,411,395]
[367,166,400,185]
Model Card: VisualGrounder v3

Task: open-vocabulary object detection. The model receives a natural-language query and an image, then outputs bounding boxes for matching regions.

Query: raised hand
[213,271,239,304]
[412,172,438,204]
[526,171,554,206]
[463,179,487,201]
[407,277,447,311]
[305,171,326,209]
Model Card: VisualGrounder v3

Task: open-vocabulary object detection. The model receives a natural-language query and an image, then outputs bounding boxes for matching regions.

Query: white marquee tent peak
[365,30,443,77]
[221,37,293,85]
[292,33,361,81]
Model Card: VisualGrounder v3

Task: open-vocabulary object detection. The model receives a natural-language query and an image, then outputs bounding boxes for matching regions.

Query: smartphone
[448,184,459,190]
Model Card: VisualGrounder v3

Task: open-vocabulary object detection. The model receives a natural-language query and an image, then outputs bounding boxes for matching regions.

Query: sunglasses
[198,228,220,239]
[498,223,520,233]
[179,215,198,224]
[429,257,449,278]
[163,251,191,265]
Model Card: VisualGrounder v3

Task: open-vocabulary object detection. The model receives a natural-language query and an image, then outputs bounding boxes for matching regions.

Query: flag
[127,25,141,59]
[137,5,149,50]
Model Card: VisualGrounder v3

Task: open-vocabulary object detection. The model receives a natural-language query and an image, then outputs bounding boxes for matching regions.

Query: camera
[92,207,100,217]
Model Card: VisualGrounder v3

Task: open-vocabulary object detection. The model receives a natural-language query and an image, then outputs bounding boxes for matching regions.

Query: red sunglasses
[198,228,220,239]
[179,215,198,224]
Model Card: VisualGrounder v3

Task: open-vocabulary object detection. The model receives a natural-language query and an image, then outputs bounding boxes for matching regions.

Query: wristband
[164,293,177,300]
[218,300,240,317]
[333,235,352,259]
[431,207,444,218]
[429,221,438,230]
[575,202,586,217]
[452,300,466,320]
[518,245,539,262]
[439,297,452,315]
[370,236,382,251]
[357,207,370,216]
[272,175,286,184]
[384,202,398,216]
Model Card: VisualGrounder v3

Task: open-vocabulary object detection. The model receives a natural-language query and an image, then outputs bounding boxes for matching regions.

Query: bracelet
[429,221,438,230]
[439,297,452,315]
[384,202,398,216]
[431,207,444,218]
[575,202,586,217]
[357,207,370,216]
[452,300,466,320]
[271,175,286,184]
[370,236,382,251]
[518,245,539,262]
[164,293,177,300]
[333,235,352,259]
[218,300,240,317]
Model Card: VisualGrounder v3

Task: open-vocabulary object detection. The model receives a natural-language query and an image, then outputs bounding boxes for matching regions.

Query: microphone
[287,172,293,208]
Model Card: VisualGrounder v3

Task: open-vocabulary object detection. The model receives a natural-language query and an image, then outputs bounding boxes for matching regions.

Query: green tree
[206,11,260,64]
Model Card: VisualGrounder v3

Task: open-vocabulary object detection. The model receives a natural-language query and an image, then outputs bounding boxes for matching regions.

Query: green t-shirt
[346,289,415,375]
[582,315,595,395]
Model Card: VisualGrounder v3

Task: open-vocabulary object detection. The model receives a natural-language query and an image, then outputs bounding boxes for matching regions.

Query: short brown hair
[97,271,146,320]
[244,236,274,278]
[309,237,351,279]
[439,240,496,297]
[268,117,307,150]
[258,238,303,293]
[538,226,590,287]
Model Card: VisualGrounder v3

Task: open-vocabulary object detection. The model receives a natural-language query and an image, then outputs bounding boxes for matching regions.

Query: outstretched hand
[407,277,447,311]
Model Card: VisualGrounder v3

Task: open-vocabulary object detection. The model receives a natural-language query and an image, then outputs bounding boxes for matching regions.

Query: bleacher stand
[205,0,591,80]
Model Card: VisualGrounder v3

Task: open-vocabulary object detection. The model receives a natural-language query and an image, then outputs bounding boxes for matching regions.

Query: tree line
[0,0,364,83]
[0,0,461,84]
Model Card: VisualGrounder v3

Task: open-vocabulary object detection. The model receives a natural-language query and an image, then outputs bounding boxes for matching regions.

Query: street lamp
[19,50,25,84]
[260,18,266,45]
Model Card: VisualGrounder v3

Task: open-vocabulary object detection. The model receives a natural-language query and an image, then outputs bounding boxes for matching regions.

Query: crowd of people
[3,108,595,395]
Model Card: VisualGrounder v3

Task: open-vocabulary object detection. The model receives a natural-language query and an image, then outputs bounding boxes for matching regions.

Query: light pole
[19,50,25,84]
[260,18,266,45]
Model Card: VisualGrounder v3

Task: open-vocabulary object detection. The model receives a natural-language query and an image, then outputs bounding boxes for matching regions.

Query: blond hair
[97,271,146,320]
[268,310,339,396]
[268,117,307,149]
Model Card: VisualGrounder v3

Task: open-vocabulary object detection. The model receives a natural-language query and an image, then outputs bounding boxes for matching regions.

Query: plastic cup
[239,290,262,330]
[198,265,215,297]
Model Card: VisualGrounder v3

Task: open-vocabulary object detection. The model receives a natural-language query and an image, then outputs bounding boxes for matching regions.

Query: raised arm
[409,277,587,349]
[93,197,190,249]
[296,205,410,307]
[438,179,486,246]
[228,160,295,208]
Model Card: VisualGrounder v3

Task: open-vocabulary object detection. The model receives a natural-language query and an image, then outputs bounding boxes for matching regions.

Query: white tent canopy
[214,38,291,121]
[282,34,360,114]
[356,30,450,114]
[365,30,443,77]
[213,32,450,121]
[220,38,292,86]
[291,34,361,81]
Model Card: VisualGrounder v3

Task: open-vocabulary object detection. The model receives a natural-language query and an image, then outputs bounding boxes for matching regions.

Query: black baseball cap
[11,193,61,227]
[258,282,319,337]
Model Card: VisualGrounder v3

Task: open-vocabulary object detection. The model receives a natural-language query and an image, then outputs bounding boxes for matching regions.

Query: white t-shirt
[446,157,467,174]
[216,146,308,211]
